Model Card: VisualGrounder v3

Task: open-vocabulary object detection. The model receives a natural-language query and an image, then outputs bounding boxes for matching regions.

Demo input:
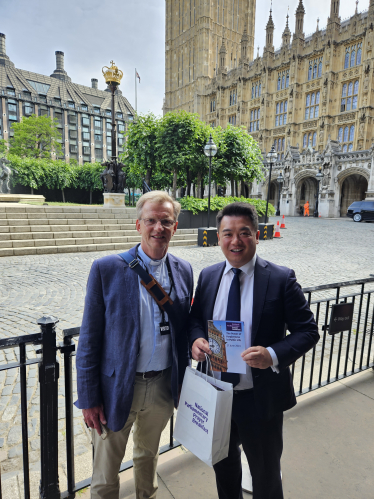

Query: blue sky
[1,0,359,115]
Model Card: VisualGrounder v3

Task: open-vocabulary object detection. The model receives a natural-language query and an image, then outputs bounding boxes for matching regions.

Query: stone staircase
[0,205,198,257]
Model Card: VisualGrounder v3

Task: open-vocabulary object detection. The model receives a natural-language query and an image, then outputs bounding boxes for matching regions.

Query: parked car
[347,200,374,222]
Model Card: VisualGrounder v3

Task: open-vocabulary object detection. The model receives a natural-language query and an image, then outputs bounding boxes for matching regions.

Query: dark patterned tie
[221,268,241,387]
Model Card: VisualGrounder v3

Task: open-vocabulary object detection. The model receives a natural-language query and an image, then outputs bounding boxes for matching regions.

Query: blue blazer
[76,245,194,432]
[188,256,319,420]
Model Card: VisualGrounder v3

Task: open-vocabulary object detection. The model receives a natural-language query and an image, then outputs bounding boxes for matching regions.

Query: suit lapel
[252,256,270,344]
[120,245,141,342]
[206,262,226,320]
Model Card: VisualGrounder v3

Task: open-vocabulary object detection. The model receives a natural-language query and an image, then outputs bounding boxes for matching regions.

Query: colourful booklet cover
[207,320,246,374]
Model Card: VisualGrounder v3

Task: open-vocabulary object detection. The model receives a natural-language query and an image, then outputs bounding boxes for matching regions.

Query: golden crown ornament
[102,61,123,85]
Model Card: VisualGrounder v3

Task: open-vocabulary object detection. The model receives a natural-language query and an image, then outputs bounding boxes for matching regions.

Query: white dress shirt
[136,246,175,372]
[212,254,279,390]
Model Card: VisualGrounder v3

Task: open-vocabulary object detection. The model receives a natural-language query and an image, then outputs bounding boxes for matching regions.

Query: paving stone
[2,386,12,396]
[8,445,23,458]
[0,438,4,448]
[7,426,22,445]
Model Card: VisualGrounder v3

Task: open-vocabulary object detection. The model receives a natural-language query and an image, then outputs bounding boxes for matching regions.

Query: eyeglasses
[140,218,176,228]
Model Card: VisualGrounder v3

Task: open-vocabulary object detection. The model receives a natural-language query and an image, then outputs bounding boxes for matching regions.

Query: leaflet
[207,320,246,374]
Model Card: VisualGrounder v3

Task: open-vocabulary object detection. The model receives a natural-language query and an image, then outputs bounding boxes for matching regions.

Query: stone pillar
[366,153,374,200]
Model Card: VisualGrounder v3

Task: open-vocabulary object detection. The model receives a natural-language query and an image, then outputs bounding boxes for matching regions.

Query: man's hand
[191,338,212,362]
[241,346,273,369]
[83,405,107,435]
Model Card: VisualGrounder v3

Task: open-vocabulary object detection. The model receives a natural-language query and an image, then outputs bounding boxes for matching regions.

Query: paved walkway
[0,216,374,494]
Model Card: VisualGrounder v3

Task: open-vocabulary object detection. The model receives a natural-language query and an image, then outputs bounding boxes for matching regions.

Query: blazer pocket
[101,364,115,377]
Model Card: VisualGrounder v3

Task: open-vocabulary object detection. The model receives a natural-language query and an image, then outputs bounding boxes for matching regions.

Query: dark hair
[216,202,259,232]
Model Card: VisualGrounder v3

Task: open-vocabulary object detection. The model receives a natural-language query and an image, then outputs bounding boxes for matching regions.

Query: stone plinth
[0,194,45,203]
[103,192,126,208]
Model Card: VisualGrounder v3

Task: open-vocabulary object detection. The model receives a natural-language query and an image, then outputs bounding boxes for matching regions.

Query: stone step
[0,223,138,233]
[0,212,136,220]
[0,217,136,226]
[0,206,138,214]
[0,228,197,240]
[0,238,197,257]
[0,233,196,249]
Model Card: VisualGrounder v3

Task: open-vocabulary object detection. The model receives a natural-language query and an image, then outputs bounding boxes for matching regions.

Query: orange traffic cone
[280,215,286,229]
[274,220,281,238]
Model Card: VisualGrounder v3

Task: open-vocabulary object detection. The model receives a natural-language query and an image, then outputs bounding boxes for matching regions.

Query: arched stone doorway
[296,177,318,215]
[340,174,368,216]
[269,180,279,210]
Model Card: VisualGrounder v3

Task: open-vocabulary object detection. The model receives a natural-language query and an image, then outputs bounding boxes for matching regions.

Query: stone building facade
[0,34,134,165]
[165,0,374,216]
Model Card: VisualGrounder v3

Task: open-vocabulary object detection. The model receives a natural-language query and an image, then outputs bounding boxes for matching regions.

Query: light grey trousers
[91,368,174,499]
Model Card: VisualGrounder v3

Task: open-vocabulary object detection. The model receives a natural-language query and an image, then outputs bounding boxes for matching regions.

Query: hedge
[178,196,276,216]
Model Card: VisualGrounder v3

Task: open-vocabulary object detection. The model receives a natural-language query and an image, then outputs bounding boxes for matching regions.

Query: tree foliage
[178,195,275,216]
[9,114,63,159]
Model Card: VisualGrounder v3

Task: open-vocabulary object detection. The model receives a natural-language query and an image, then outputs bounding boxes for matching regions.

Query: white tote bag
[174,357,233,467]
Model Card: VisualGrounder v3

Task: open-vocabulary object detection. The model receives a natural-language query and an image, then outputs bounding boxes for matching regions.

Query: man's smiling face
[136,200,177,260]
[217,215,259,268]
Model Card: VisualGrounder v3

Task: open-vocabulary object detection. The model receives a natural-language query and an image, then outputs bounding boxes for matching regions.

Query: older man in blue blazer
[189,202,319,499]
[76,191,194,499]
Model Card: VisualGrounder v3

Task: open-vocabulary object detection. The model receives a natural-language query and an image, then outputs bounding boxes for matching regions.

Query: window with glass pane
[249,108,260,132]
[83,146,90,155]
[344,48,349,69]
[82,117,90,127]
[95,133,102,141]
[24,102,34,115]
[228,115,236,125]
[68,102,75,109]
[82,131,90,140]
[341,80,358,112]
[259,83,261,96]
[210,99,216,112]
[106,110,111,116]
[305,91,320,120]
[275,137,285,156]
[118,122,125,132]
[94,107,100,114]
[318,62,322,78]
[275,100,287,127]
[308,65,312,81]
[39,106,49,117]
[81,105,88,111]
[94,119,101,130]
[357,44,362,65]
[7,88,15,96]
[116,112,123,118]
[277,77,281,90]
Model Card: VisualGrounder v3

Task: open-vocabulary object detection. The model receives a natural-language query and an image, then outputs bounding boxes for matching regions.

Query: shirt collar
[138,245,167,268]
[224,253,257,277]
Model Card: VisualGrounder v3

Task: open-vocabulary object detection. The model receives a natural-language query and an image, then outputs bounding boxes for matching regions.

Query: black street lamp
[203,133,218,228]
[265,145,277,223]
[276,171,284,216]
[100,61,126,196]
[314,166,324,218]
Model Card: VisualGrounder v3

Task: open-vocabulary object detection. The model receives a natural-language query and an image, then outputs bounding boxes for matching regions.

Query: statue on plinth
[0,158,17,194]
[100,160,127,193]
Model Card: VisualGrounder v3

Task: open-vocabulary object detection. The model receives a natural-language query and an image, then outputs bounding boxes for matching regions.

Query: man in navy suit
[76,191,193,499]
[189,202,319,499]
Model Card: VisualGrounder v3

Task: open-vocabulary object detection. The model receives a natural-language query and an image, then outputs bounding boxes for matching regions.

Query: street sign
[328,302,354,335]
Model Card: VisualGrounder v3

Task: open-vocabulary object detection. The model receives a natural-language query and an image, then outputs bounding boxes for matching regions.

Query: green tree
[0,139,7,157]
[156,110,210,199]
[9,114,62,159]
[122,113,160,187]
[212,125,264,195]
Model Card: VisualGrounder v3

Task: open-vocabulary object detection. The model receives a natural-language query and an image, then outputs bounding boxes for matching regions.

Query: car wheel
[353,213,362,222]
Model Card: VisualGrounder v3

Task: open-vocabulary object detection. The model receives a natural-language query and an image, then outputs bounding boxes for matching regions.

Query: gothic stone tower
[164,0,256,118]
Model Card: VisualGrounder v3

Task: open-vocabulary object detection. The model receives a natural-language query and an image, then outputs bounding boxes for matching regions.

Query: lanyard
[136,247,175,324]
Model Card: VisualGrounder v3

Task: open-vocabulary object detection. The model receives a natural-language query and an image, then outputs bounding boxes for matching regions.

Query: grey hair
[136,191,181,221]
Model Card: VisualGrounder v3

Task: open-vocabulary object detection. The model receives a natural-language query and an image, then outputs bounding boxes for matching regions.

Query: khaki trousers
[91,368,174,499]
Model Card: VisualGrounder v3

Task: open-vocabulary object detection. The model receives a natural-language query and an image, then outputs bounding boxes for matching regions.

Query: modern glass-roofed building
[0,33,135,165]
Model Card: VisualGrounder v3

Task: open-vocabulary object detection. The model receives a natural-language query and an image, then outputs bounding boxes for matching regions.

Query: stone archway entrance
[340,174,368,216]
[269,180,279,210]
[296,177,318,215]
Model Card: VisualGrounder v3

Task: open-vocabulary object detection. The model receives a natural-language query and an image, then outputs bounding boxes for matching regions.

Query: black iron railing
[0,277,373,498]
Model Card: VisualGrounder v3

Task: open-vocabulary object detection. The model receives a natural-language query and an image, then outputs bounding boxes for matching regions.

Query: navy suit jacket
[188,255,319,420]
[76,245,194,432]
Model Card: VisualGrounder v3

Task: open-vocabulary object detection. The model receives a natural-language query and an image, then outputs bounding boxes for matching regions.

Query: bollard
[37,316,61,499]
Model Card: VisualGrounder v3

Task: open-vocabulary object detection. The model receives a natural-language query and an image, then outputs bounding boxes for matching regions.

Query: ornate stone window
[249,108,260,132]
[303,132,317,148]
[305,91,320,120]
[308,57,323,81]
[275,100,287,126]
[210,98,216,113]
[277,70,289,91]
[275,137,285,160]
[229,89,237,106]
[344,43,362,69]
[251,81,261,99]
[228,114,237,125]
[341,80,359,112]
[338,125,355,152]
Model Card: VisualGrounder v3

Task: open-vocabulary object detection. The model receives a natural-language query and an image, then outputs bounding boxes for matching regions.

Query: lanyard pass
[159,321,170,335]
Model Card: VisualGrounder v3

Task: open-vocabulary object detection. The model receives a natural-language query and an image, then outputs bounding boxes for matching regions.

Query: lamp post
[198,134,218,246]
[265,145,277,223]
[203,133,218,228]
[100,61,127,207]
[276,171,284,216]
[314,166,324,218]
